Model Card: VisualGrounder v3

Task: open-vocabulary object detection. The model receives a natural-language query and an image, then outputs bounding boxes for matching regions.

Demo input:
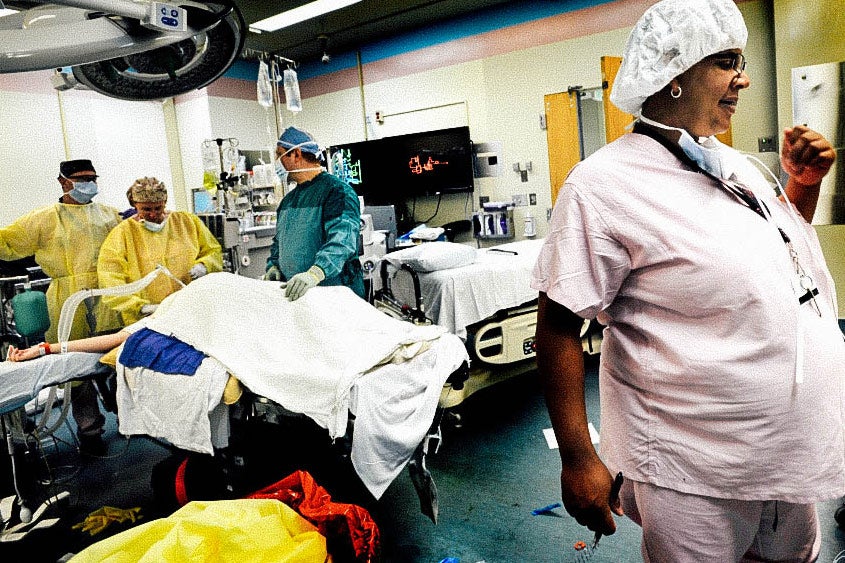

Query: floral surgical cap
[129,177,167,203]
[609,0,748,115]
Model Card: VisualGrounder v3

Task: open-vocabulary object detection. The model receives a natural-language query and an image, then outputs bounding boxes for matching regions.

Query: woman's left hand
[781,125,836,187]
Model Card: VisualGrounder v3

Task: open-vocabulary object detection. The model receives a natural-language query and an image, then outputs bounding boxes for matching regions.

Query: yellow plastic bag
[70,499,327,562]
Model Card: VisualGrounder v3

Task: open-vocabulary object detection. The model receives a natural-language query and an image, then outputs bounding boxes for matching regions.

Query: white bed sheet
[115,334,467,499]
[388,239,543,340]
[115,272,469,499]
[0,353,111,413]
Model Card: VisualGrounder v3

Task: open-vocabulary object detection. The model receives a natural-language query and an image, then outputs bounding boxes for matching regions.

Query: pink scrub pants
[620,478,820,562]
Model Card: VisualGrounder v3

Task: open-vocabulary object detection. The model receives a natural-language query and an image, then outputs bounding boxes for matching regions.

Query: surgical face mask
[638,115,726,179]
[274,156,289,186]
[140,218,166,232]
[65,178,99,204]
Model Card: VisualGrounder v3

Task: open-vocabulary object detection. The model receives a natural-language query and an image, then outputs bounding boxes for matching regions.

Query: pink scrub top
[533,132,845,503]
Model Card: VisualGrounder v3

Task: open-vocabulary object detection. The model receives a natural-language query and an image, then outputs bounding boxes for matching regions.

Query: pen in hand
[593,472,624,548]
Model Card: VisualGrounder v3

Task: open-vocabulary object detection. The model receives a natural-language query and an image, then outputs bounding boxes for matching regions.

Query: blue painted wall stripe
[225,0,611,81]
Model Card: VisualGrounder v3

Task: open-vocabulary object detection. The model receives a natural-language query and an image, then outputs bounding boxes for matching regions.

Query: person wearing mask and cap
[532,0,842,560]
[97,177,223,325]
[264,126,364,301]
[0,159,122,454]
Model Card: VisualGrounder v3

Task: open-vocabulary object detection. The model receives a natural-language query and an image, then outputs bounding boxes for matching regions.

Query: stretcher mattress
[387,239,543,340]
[0,352,111,413]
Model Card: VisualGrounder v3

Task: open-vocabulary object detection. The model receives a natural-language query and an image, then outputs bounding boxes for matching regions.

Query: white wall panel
[0,90,66,224]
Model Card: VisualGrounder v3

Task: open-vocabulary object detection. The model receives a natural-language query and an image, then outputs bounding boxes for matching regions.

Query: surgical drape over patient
[609,0,747,115]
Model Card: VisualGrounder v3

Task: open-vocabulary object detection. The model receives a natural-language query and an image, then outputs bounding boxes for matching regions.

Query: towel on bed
[146,272,447,439]
[119,328,206,375]
[116,356,230,454]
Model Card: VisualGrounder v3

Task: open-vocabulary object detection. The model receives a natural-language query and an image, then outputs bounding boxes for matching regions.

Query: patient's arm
[6,330,131,362]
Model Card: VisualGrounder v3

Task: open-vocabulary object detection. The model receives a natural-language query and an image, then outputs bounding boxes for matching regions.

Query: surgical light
[250,0,362,33]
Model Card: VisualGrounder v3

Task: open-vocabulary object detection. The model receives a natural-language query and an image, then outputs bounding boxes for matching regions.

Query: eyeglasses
[712,53,747,74]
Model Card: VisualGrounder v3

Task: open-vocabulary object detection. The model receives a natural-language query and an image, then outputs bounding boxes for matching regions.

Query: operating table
[1,271,469,535]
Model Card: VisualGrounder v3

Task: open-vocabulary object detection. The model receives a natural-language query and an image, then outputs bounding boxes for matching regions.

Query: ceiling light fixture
[250,0,362,33]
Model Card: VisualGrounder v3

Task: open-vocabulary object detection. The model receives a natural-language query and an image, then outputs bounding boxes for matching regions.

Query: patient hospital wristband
[38,342,51,356]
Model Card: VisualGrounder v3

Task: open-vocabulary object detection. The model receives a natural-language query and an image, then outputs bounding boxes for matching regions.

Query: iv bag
[283,68,302,113]
[257,60,273,108]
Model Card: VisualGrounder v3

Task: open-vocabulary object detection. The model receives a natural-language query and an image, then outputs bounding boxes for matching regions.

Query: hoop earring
[671,85,682,99]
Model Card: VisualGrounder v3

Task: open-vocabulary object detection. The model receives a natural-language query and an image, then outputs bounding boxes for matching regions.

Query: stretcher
[377,239,602,406]
[0,353,112,541]
[2,271,469,532]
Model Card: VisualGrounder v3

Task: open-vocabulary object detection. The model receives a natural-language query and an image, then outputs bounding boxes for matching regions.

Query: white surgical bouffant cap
[610,0,748,115]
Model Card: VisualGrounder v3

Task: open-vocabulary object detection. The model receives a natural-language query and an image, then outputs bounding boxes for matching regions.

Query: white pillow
[384,242,477,272]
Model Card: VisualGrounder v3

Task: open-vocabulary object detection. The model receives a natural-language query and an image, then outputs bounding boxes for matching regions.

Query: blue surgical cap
[277,126,321,155]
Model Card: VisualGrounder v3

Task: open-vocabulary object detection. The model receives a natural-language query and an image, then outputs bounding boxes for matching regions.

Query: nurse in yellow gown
[97,177,223,325]
[0,160,122,342]
[0,159,122,450]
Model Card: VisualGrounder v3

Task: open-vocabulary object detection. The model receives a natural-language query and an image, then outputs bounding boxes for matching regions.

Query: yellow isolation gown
[0,202,122,341]
[97,211,223,325]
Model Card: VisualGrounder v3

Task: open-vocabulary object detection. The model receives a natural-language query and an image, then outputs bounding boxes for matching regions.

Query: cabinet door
[601,56,634,144]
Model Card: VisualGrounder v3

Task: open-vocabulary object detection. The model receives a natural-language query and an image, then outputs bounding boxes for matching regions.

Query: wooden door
[601,55,733,146]
[544,90,581,206]
[601,56,634,143]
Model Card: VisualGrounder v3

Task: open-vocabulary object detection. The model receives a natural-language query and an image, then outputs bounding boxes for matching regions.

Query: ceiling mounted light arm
[0,0,246,101]
[47,0,149,21]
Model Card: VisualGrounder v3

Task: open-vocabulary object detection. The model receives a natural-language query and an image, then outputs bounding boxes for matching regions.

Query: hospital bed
[0,353,112,540]
[1,271,468,533]
[377,238,601,407]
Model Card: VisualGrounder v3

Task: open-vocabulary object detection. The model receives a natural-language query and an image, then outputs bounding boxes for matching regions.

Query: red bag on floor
[246,470,380,562]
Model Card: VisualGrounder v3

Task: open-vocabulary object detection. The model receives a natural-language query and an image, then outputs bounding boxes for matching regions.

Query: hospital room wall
[272,29,632,240]
[0,77,175,225]
[771,0,845,316]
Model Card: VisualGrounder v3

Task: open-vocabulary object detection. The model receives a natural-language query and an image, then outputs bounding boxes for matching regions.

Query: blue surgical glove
[189,263,208,280]
[284,265,325,301]
[263,265,281,281]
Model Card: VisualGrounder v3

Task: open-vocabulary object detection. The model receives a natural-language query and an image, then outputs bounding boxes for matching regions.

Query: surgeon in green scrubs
[265,126,364,300]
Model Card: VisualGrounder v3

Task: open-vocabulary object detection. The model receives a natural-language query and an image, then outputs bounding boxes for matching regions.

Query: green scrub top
[268,171,364,298]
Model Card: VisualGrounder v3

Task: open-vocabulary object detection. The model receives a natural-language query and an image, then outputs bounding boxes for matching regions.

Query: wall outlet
[512,193,528,206]
[758,136,776,152]
[529,193,537,205]
[479,195,490,206]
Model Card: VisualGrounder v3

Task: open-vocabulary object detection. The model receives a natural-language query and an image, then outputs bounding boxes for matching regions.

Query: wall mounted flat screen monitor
[329,126,474,205]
